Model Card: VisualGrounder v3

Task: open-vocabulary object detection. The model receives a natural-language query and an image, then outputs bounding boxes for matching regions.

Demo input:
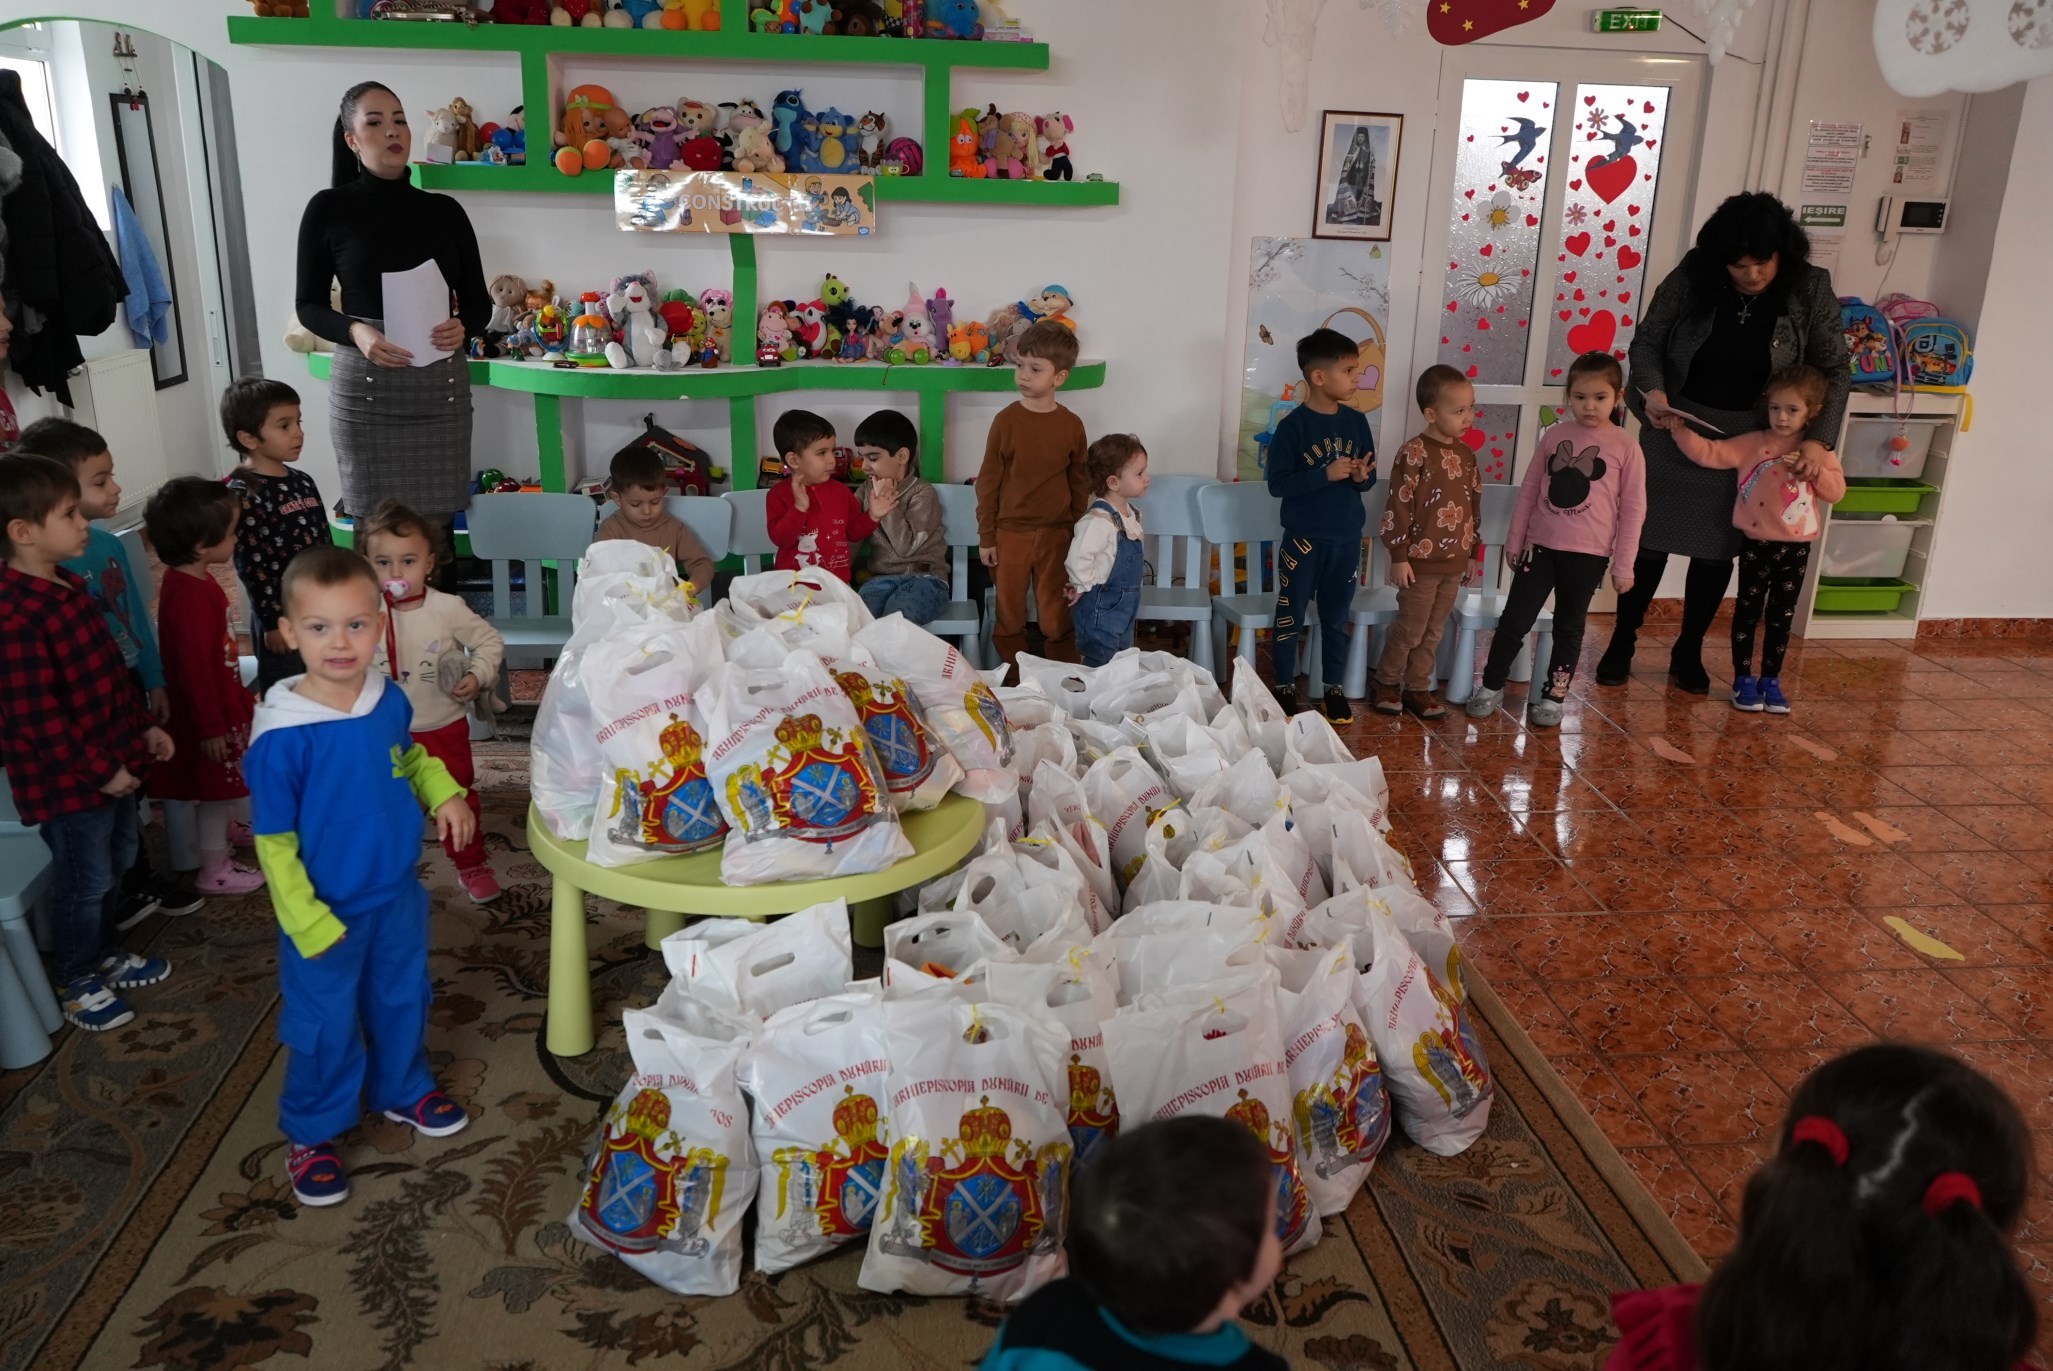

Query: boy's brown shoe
[1402,689,1447,720]
[1369,679,1403,715]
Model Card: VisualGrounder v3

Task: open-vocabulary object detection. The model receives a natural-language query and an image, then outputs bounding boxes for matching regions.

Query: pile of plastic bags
[557,589,1494,1301]
[534,547,1007,885]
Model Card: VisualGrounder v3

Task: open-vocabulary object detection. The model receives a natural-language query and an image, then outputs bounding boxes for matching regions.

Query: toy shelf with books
[232,1,1114,493]
[1793,388,1968,640]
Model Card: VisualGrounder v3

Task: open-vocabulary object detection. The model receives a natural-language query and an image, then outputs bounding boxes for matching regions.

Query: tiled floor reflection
[1331,618,2053,1301]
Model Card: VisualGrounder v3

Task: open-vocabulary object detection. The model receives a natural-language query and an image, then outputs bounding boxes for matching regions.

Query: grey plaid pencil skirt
[329,325,474,518]
[1636,398,1762,563]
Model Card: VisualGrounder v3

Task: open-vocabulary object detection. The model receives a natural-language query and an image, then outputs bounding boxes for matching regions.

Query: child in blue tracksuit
[1064,435,1150,668]
[244,546,477,1207]
[1264,328,1377,724]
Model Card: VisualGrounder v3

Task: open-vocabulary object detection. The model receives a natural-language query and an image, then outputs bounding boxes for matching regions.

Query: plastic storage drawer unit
[1822,517,1916,579]
[1840,418,1944,480]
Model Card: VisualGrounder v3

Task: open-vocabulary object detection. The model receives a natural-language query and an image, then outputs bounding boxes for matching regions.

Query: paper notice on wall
[1808,229,1844,277]
[1891,108,1952,192]
[1801,121,1862,197]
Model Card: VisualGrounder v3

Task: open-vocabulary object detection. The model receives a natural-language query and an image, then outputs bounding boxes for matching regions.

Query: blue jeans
[41,795,138,985]
[1073,585,1140,667]
[859,574,950,626]
[1272,536,1356,688]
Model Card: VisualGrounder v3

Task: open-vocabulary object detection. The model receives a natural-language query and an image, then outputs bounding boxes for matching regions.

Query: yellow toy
[661,0,721,28]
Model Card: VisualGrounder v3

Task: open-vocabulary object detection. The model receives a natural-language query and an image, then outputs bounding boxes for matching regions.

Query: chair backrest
[1360,482,1392,583]
[1475,481,1520,587]
[933,482,980,601]
[594,495,735,563]
[723,488,773,573]
[0,768,29,832]
[1136,475,1211,593]
[1196,481,1283,598]
[463,493,597,619]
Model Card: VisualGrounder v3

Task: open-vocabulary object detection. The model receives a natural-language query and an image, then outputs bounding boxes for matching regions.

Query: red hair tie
[1922,1172,1982,1218]
[1790,1115,1850,1166]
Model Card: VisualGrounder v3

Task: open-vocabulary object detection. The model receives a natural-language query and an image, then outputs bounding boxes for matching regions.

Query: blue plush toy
[924,0,983,40]
[771,89,810,159]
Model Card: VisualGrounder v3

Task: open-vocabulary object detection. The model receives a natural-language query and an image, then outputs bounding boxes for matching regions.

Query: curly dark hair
[1684,192,1811,297]
[1084,433,1145,496]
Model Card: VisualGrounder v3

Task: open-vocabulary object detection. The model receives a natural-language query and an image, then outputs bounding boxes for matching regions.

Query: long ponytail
[331,81,396,188]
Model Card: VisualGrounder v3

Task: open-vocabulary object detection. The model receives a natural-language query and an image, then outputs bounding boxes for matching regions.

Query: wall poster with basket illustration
[1313,110,1403,241]
[1237,236,1390,479]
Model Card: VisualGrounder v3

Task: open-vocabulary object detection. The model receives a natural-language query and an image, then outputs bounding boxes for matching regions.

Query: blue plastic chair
[594,494,735,563]
[0,770,60,1062]
[463,494,597,666]
[722,488,773,573]
[1341,483,1403,699]
[1443,482,1552,703]
[917,483,986,665]
[1134,475,1215,668]
[1196,482,1328,695]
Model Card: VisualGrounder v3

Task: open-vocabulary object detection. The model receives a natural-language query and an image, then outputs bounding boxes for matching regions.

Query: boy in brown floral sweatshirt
[1373,366,1482,719]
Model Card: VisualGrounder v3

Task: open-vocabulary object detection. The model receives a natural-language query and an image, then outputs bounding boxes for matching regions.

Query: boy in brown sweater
[976,319,1089,670]
[1373,365,1482,719]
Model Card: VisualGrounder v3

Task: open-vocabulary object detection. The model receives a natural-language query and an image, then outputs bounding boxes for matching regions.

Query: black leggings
[1602,547,1735,674]
[1733,538,1809,679]
[1482,545,1610,697]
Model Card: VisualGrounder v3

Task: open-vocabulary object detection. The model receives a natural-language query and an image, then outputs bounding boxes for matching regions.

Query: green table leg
[546,875,594,1058]
[644,907,688,950]
[851,895,895,950]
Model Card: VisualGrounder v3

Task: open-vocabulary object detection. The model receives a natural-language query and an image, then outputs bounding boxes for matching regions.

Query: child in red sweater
[1606,1044,2041,1371]
[764,409,896,582]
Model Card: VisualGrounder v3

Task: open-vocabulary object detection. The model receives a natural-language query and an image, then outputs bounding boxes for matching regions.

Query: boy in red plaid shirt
[0,453,177,1030]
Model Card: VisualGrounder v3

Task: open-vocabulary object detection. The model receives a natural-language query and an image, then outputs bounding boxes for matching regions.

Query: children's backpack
[1876,293,1940,327]
[1733,455,1821,544]
[1839,297,1898,385]
[1898,318,1974,388]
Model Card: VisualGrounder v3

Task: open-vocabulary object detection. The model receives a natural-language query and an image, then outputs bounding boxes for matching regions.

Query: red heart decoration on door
[1628,204,1641,215]
[1477,319,1491,330]
[1566,308,1617,354]
[1568,178,1582,190]
[1465,366,1479,378]
[1617,290,1631,303]
[1564,232,1592,256]
[1628,224,1642,236]
[1563,270,1577,282]
[1461,427,1485,449]
[1479,243,1495,257]
[1584,94,1596,105]
[1642,100,1655,113]
[1465,189,1476,199]
[1616,244,1643,270]
[1518,91,1530,101]
[1585,154,1636,204]
[1558,309,1572,320]
[1525,214,1539,226]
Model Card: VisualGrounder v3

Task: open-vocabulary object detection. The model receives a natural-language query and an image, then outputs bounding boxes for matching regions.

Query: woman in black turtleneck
[295,82,491,519]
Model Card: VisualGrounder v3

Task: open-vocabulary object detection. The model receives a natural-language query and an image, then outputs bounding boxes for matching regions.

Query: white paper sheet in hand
[381,259,454,366]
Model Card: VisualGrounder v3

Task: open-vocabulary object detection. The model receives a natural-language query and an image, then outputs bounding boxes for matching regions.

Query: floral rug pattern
[3,741,1700,1371]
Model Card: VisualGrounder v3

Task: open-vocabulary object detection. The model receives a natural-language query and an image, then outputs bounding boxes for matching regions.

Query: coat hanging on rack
[0,69,123,407]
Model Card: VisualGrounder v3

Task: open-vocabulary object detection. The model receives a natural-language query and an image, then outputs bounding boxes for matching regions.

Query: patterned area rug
[3,730,1703,1371]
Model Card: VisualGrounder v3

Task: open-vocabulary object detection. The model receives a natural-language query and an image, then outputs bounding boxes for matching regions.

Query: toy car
[756,341,785,367]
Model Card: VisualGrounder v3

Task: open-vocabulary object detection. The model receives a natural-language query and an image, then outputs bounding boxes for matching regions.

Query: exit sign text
[1593,8,1663,30]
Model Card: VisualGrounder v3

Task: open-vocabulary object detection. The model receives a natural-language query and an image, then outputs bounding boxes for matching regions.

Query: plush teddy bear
[424,106,466,162]
[730,123,783,173]
[553,0,603,25]
[605,277,670,370]
[446,97,482,161]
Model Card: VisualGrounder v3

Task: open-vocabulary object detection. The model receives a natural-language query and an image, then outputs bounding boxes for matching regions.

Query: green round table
[528,794,986,1057]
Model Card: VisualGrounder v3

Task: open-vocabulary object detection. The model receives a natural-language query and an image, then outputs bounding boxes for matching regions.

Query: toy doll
[1037,111,1074,180]
[698,288,734,361]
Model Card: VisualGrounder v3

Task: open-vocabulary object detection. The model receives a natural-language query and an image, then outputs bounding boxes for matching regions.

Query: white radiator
[65,351,166,511]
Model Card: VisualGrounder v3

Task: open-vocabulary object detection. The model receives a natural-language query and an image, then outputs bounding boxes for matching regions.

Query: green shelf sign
[1592,8,1663,30]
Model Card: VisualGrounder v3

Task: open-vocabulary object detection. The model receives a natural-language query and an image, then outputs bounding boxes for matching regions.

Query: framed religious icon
[1313,111,1402,241]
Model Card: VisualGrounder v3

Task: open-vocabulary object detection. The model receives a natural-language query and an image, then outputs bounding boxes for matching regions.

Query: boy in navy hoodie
[245,546,476,1207]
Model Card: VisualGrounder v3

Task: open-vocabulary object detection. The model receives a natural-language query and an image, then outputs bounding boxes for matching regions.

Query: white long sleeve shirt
[372,588,505,734]
[1064,500,1144,593]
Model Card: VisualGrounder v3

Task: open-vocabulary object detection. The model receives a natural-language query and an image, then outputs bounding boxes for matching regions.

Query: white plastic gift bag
[1027,762,1118,922]
[882,911,1017,995]
[1081,746,1178,886]
[1122,852,1183,914]
[1099,648,1228,719]
[824,657,964,813]
[656,900,853,1021]
[702,648,912,885]
[1265,943,1391,1215]
[1353,900,1494,1155]
[951,822,1092,962]
[857,614,1017,803]
[737,990,894,1274]
[1192,739,1286,828]
[1015,826,1114,935]
[725,565,876,627]
[1142,712,1233,801]
[532,542,694,841]
[1329,808,1418,897]
[983,952,1122,1171]
[569,1003,758,1295]
[1099,964,1320,1255]
[1230,656,1289,772]
[860,996,1072,1300]
[1011,653,1102,718]
[583,615,730,868]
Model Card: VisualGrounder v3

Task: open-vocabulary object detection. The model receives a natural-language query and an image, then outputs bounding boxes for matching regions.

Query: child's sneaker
[1273,685,1299,717]
[1527,693,1565,728]
[383,1090,471,1139]
[1320,688,1353,725]
[457,865,502,904]
[148,876,205,918]
[287,1143,350,1207]
[1465,685,1505,719]
[1731,675,1765,712]
[198,855,267,895]
[98,951,172,990]
[60,975,135,1032]
[1761,678,1791,714]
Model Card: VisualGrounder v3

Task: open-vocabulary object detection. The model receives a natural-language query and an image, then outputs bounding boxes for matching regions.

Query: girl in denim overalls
[1064,435,1150,668]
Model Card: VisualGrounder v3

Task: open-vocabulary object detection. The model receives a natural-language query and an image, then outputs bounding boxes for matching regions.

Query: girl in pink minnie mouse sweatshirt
[1465,351,1647,727]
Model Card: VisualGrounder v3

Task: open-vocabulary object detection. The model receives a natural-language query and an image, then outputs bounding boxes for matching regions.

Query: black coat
[0,69,123,407]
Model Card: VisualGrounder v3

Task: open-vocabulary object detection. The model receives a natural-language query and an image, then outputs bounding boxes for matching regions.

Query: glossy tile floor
[1328,617,2053,1317]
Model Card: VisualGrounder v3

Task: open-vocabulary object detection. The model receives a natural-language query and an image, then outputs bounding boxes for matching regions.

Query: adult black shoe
[1667,660,1712,695]
[1594,649,1634,687]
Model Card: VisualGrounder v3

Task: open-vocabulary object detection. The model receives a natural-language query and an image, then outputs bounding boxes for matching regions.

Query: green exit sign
[1593,7,1663,30]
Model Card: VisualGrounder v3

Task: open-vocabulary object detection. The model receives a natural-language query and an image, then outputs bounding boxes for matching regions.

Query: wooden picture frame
[1312,110,1401,242]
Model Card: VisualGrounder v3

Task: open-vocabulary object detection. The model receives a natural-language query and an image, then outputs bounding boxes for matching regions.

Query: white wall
[1918,74,2053,619]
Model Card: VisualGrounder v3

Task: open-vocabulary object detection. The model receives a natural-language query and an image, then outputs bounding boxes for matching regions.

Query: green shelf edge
[412,162,1120,206]
[225,15,1049,69]
[304,351,1105,400]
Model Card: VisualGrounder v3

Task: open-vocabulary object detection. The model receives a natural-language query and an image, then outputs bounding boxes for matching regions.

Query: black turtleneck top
[294,171,493,347]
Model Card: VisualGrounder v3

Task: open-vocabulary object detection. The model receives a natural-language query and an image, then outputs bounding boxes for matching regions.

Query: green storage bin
[1814,577,1918,613]
[1835,480,1938,516]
